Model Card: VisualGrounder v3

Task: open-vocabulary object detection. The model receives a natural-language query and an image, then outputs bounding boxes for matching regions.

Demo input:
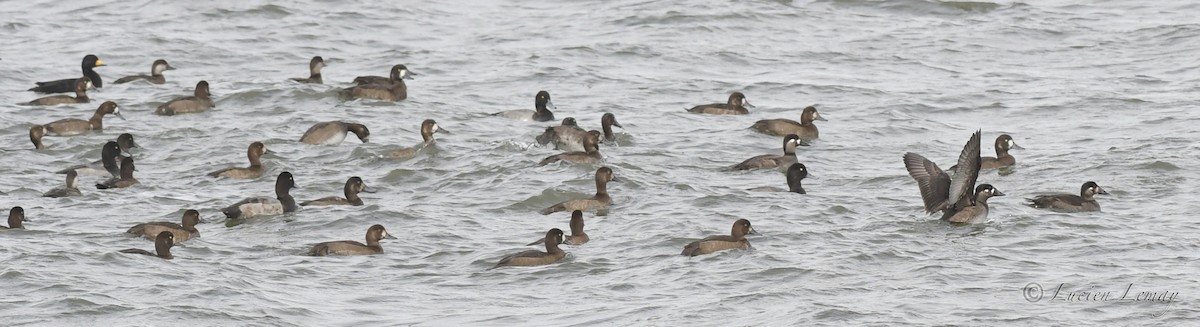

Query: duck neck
[345,187,363,206]
[90,112,106,130]
[787,177,804,194]
[84,70,102,88]
[8,214,22,229]
[155,242,173,259]
[545,239,563,255]
[279,192,298,213]
[602,123,615,140]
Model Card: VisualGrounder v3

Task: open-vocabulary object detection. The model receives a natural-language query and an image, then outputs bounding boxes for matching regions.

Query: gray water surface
[0,0,1197,325]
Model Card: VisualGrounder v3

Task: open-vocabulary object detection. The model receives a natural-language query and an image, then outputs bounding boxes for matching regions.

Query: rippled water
[1,0,1197,325]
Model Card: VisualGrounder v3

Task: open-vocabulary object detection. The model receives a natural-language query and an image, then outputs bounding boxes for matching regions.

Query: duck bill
[815,113,828,121]
[361,186,377,194]
[992,190,1006,197]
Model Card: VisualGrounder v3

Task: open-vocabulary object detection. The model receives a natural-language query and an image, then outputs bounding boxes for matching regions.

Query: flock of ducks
[1,54,1110,268]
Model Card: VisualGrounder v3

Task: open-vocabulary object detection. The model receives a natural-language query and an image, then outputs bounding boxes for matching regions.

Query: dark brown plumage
[540,167,617,215]
[687,91,754,115]
[127,210,201,242]
[344,64,413,101]
[308,224,396,256]
[495,228,566,268]
[731,134,804,171]
[208,142,267,179]
[156,81,214,115]
[1028,181,1108,212]
[681,219,757,256]
[301,176,374,206]
[903,130,985,221]
[291,56,325,84]
[26,78,90,105]
[119,232,174,259]
[115,59,173,84]
[750,105,825,140]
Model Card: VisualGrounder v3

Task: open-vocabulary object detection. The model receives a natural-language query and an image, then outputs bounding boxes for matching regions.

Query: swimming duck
[119,231,174,259]
[43,170,82,198]
[383,119,449,159]
[493,90,556,122]
[96,157,139,189]
[494,228,567,268]
[127,210,201,242]
[1028,181,1108,212]
[207,142,267,179]
[904,130,1001,223]
[0,207,27,230]
[731,134,804,171]
[115,59,174,84]
[299,121,370,145]
[221,171,299,222]
[344,64,414,101]
[301,176,374,206]
[681,219,757,256]
[750,105,825,140]
[687,92,754,115]
[536,113,623,151]
[56,139,127,177]
[26,78,90,106]
[352,64,417,85]
[538,131,602,166]
[29,54,104,93]
[291,56,325,84]
[156,81,214,115]
[748,163,808,194]
[38,101,124,136]
[308,224,396,256]
[527,210,589,246]
[540,167,617,215]
[950,134,1023,171]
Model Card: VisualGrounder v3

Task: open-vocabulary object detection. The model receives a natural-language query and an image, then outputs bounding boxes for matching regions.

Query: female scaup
[299,121,370,145]
[221,171,298,223]
[540,167,617,215]
[43,170,82,198]
[687,92,754,115]
[527,210,589,246]
[493,90,555,122]
[29,125,46,150]
[0,207,27,230]
[26,78,90,106]
[383,119,449,159]
[750,105,825,140]
[536,113,622,151]
[681,218,757,256]
[115,59,174,84]
[207,142,267,179]
[538,131,602,166]
[344,64,414,101]
[494,228,567,268]
[96,157,139,189]
[301,176,374,206]
[731,134,804,171]
[119,231,174,259]
[308,224,396,256]
[949,134,1023,171]
[291,56,325,84]
[127,210,201,242]
[155,81,214,115]
[39,101,124,136]
[29,54,104,93]
[903,130,1001,223]
[1028,181,1108,212]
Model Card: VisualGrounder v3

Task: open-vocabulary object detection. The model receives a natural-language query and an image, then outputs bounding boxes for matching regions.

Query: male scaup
[300,121,370,145]
[903,130,1001,223]
[750,105,825,140]
[352,64,417,85]
[308,224,396,256]
[221,171,298,224]
[96,157,139,189]
[527,210,589,246]
[383,119,449,159]
[494,228,567,268]
[56,139,127,177]
[344,64,414,101]
[681,218,757,256]
[0,207,27,230]
[127,210,201,242]
[301,176,374,206]
[493,90,555,122]
[687,92,754,115]
[156,81,214,115]
[749,163,808,194]
[26,78,90,106]
[731,134,804,171]
[29,54,104,93]
[115,59,174,84]
[1028,181,1108,212]
[540,167,617,215]
[538,131,602,166]
[119,231,174,259]
[43,170,82,198]
[291,56,325,84]
[207,142,267,179]
[39,101,124,136]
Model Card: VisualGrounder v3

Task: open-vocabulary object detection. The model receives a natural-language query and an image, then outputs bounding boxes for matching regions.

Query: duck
[38,101,124,136]
[291,56,325,84]
[540,167,617,215]
[56,139,128,177]
[29,125,46,150]
[686,92,754,115]
[352,64,417,85]
[114,59,174,84]
[96,157,139,189]
[308,224,396,256]
[538,131,602,166]
[527,210,589,246]
[493,90,556,122]
[383,119,449,159]
[949,134,1023,171]
[25,78,90,106]
[681,219,757,256]
[127,210,201,242]
[750,105,825,140]
[155,81,214,115]
[118,231,174,259]
[598,113,624,143]
[903,130,1001,223]
[28,54,104,93]
[0,207,27,230]
[42,170,82,198]
[1027,181,1108,212]
[536,113,623,151]
[343,64,414,101]
[731,134,804,171]
[221,171,299,223]
[301,176,374,206]
[207,142,267,179]
[494,228,566,268]
[299,121,370,145]
[748,163,808,194]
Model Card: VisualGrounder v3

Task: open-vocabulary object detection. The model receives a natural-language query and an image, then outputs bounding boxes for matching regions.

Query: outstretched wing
[945,130,981,212]
[903,153,951,214]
